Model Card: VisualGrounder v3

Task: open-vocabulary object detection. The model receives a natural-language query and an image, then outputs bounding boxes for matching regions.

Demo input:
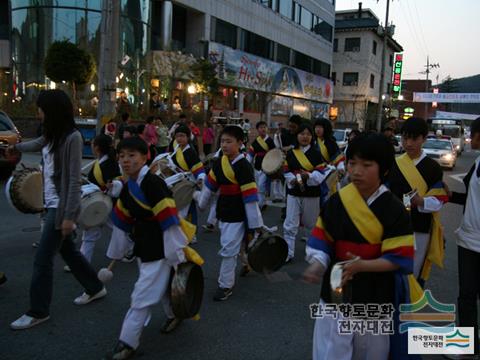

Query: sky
[335,0,480,83]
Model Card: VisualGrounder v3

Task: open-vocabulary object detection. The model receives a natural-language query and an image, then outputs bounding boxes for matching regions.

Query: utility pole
[423,56,440,120]
[96,0,120,134]
[375,0,390,132]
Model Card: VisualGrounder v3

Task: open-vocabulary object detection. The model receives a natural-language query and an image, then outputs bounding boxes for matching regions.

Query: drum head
[171,262,204,319]
[6,169,43,213]
[78,192,112,228]
[172,180,196,210]
[248,233,288,273]
[262,149,284,175]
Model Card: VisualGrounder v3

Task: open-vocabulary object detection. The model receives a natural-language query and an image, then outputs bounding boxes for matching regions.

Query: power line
[409,0,430,55]
[397,0,427,58]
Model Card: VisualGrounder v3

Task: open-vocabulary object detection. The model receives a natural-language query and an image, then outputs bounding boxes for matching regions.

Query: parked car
[333,128,350,151]
[0,111,22,177]
[423,137,456,169]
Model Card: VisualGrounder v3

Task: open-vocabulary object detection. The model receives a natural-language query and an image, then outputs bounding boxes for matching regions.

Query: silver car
[423,138,456,169]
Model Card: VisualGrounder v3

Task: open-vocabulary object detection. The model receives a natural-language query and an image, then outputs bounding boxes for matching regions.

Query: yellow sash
[318,138,330,162]
[292,149,314,171]
[339,183,383,244]
[175,147,189,171]
[256,136,269,152]
[93,160,106,188]
[395,153,445,281]
[221,155,238,184]
[339,183,423,302]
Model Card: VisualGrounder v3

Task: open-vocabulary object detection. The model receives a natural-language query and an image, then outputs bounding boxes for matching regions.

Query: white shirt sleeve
[107,179,123,198]
[244,201,264,229]
[197,184,215,210]
[336,161,346,172]
[417,196,443,213]
[305,245,331,270]
[306,170,328,186]
[284,172,296,189]
[163,225,187,267]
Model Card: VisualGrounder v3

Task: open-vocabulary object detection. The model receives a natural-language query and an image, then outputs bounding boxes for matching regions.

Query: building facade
[331,5,402,130]
[151,0,335,123]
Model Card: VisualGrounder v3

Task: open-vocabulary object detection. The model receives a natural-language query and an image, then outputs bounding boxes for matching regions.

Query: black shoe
[213,287,233,301]
[239,265,251,277]
[261,205,267,212]
[104,341,135,360]
[160,317,182,334]
[0,272,6,285]
[202,224,215,232]
[32,241,39,248]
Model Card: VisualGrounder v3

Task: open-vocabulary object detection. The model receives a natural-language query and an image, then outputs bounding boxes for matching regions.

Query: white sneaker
[10,314,50,330]
[63,265,71,272]
[190,235,198,244]
[73,287,107,305]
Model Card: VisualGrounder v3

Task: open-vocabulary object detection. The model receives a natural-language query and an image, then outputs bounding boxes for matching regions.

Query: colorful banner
[208,42,333,104]
[413,92,480,103]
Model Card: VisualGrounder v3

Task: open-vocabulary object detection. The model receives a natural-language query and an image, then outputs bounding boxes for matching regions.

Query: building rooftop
[335,17,380,31]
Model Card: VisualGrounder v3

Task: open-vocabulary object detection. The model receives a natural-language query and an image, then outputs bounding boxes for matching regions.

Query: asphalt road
[0,149,477,360]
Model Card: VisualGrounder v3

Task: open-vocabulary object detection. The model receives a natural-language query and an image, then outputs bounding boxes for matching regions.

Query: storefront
[207,42,333,125]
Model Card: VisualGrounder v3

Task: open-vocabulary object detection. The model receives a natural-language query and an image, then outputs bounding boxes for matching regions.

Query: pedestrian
[304,133,415,360]
[202,121,215,155]
[195,125,263,301]
[154,116,169,154]
[445,117,480,359]
[387,117,448,282]
[137,124,156,166]
[247,121,276,210]
[313,118,345,171]
[9,89,106,330]
[80,134,121,263]
[105,137,189,359]
[187,119,200,153]
[117,112,130,140]
[144,116,158,147]
[283,122,329,263]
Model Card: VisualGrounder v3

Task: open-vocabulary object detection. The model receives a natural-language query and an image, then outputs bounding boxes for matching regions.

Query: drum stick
[81,160,96,173]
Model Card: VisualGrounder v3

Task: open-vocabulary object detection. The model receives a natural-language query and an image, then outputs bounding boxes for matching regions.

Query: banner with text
[208,42,333,104]
[413,92,480,103]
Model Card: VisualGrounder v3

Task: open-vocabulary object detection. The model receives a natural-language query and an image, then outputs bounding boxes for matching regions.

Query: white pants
[270,179,284,201]
[313,300,390,360]
[413,232,430,278]
[80,218,113,262]
[206,194,218,226]
[218,221,245,289]
[283,195,320,258]
[255,169,268,208]
[106,225,134,260]
[119,259,172,349]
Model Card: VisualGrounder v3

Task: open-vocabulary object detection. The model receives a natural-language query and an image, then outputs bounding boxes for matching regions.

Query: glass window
[241,30,273,60]
[372,40,377,55]
[294,2,301,23]
[276,43,290,65]
[343,72,359,86]
[279,0,293,19]
[389,54,393,66]
[300,7,312,30]
[0,1,9,40]
[332,72,336,84]
[215,18,237,49]
[333,39,338,52]
[313,19,333,42]
[293,51,311,72]
[344,37,361,52]
[370,74,375,88]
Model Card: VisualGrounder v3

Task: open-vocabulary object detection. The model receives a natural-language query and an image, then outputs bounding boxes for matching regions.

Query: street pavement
[0,149,478,360]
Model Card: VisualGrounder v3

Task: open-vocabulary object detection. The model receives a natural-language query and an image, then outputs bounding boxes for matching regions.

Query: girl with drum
[9,89,106,330]
[80,134,121,263]
[283,122,331,263]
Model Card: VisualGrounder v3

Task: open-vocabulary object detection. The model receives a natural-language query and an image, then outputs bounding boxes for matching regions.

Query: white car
[333,129,350,151]
[423,137,456,169]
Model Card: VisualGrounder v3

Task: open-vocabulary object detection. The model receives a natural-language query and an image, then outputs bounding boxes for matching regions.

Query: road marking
[450,172,467,183]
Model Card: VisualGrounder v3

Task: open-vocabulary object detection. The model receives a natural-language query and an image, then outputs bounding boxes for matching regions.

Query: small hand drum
[78,184,112,229]
[262,149,285,179]
[171,262,204,319]
[5,168,44,214]
[248,232,288,273]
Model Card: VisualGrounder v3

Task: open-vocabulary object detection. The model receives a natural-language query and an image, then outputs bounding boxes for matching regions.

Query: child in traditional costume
[304,133,416,360]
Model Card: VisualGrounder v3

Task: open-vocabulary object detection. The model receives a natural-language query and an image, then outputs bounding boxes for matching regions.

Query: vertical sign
[432,88,439,108]
[392,53,403,99]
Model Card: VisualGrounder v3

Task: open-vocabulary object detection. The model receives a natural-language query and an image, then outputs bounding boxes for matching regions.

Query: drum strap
[318,139,330,162]
[93,160,106,188]
[175,148,190,172]
[256,136,269,152]
[292,149,314,171]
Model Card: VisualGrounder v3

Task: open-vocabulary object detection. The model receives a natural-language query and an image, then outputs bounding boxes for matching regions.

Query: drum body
[78,184,112,229]
[5,168,43,213]
[163,173,196,210]
[261,149,285,179]
[150,154,176,178]
[171,262,204,319]
[248,233,288,273]
[324,170,338,200]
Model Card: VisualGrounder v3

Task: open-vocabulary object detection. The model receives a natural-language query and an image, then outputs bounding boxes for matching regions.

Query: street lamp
[398,94,404,101]
[187,84,196,95]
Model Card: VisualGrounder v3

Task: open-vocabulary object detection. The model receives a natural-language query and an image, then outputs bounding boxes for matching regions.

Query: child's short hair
[295,121,315,146]
[117,136,148,155]
[346,133,395,181]
[174,124,191,138]
[289,114,303,126]
[471,117,480,136]
[400,117,428,138]
[137,124,146,134]
[314,118,333,138]
[221,125,244,142]
[93,134,113,154]
[256,120,267,129]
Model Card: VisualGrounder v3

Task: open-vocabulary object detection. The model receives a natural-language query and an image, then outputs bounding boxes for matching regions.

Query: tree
[44,40,96,112]
[191,58,219,99]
